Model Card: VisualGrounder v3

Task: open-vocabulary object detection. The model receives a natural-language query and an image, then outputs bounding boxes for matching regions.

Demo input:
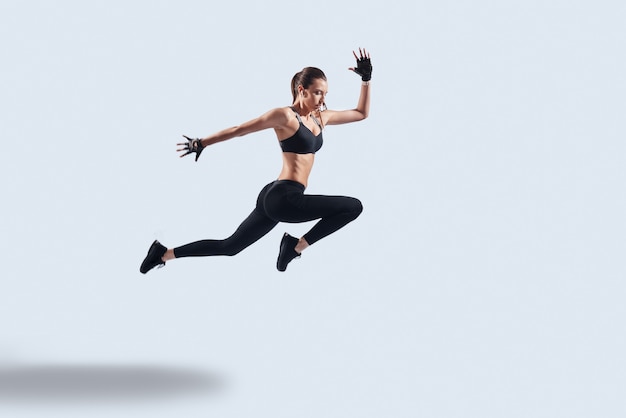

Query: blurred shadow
[0,364,224,404]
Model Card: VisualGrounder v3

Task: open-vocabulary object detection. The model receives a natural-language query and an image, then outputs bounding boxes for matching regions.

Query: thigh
[269,189,360,223]
[228,182,280,245]
[229,207,278,243]
[293,193,361,220]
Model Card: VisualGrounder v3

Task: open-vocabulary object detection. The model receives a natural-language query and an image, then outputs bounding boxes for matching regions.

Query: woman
[141,48,372,273]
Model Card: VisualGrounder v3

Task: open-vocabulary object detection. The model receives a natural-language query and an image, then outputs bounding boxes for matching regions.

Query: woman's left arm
[323,48,372,126]
[324,81,371,125]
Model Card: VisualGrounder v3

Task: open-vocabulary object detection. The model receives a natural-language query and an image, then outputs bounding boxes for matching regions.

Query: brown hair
[291,67,327,102]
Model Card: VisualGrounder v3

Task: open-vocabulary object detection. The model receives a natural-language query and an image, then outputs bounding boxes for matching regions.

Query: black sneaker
[140,240,167,274]
[276,233,301,272]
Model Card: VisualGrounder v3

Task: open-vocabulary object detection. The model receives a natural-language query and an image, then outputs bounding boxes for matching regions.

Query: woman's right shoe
[140,240,167,274]
[276,233,301,272]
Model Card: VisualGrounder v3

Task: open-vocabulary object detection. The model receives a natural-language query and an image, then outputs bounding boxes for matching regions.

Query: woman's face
[302,78,328,111]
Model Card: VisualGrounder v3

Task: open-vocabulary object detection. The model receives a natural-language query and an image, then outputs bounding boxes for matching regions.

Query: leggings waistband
[272,179,306,191]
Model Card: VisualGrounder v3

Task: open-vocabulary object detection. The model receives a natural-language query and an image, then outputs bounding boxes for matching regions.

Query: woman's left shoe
[276,233,301,272]
[140,240,167,274]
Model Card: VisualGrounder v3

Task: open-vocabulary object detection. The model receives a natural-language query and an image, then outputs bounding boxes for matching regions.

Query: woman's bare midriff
[278,152,315,188]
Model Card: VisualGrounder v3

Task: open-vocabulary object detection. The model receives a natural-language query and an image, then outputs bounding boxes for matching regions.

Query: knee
[349,198,363,219]
[221,242,245,257]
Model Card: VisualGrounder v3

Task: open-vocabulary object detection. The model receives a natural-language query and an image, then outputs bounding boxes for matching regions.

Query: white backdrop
[1,0,625,417]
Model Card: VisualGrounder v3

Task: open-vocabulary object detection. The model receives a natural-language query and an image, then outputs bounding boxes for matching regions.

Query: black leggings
[173,180,363,258]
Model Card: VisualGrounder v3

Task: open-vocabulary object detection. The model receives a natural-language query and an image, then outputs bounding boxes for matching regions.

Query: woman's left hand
[349,48,372,81]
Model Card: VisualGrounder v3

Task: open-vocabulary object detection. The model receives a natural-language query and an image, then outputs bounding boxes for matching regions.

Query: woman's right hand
[177,135,205,161]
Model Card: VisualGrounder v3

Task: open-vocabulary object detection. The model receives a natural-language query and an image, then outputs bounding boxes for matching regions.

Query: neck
[291,103,311,116]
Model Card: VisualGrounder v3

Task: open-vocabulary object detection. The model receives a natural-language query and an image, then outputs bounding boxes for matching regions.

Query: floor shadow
[0,364,224,404]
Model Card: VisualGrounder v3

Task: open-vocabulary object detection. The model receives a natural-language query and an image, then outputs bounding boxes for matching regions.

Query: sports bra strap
[290,106,322,129]
[290,107,303,123]
[311,115,322,129]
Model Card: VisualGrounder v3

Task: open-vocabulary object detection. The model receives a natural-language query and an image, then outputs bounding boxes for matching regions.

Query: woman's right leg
[172,209,278,258]
[141,182,279,273]
[170,181,279,259]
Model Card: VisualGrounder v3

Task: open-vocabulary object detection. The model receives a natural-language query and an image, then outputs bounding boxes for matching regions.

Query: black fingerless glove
[180,135,205,162]
[352,54,373,81]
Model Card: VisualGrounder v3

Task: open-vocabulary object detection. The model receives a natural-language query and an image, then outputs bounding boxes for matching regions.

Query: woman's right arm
[178,107,288,160]
[199,107,287,147]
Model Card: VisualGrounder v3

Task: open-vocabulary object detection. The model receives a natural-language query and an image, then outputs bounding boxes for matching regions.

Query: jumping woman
[140,48,372,273]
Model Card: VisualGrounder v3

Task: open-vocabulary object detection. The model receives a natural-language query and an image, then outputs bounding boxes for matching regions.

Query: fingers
[353,47,371,61]
[178,135,194,146]
[177,135,192,148]
[178,135,204,160]
[178,135,194,156]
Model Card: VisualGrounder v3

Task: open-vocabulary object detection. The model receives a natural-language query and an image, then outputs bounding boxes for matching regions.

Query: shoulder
[259,106,295,125]
[233,107,293,136]
[242,107,290,129]
[264,106,300,132]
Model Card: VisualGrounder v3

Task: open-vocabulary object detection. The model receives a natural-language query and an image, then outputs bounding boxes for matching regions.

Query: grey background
[1,0,624,416]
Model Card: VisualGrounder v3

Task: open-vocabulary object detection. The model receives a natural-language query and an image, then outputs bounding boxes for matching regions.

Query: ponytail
[290,67,327,102]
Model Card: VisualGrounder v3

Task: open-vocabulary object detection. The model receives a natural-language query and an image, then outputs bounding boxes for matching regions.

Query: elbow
[353,108,369,121]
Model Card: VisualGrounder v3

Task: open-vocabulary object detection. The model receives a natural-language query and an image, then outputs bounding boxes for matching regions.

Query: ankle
[162,249,175,262]
[295,238,309,254]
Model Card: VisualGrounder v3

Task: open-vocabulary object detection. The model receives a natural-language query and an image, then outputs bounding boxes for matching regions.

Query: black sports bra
[279,107,323,154]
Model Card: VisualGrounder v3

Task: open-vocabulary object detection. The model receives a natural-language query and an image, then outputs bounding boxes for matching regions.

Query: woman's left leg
[289,193,363,245]
[265,181,363,245]
[264,181,363,271]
